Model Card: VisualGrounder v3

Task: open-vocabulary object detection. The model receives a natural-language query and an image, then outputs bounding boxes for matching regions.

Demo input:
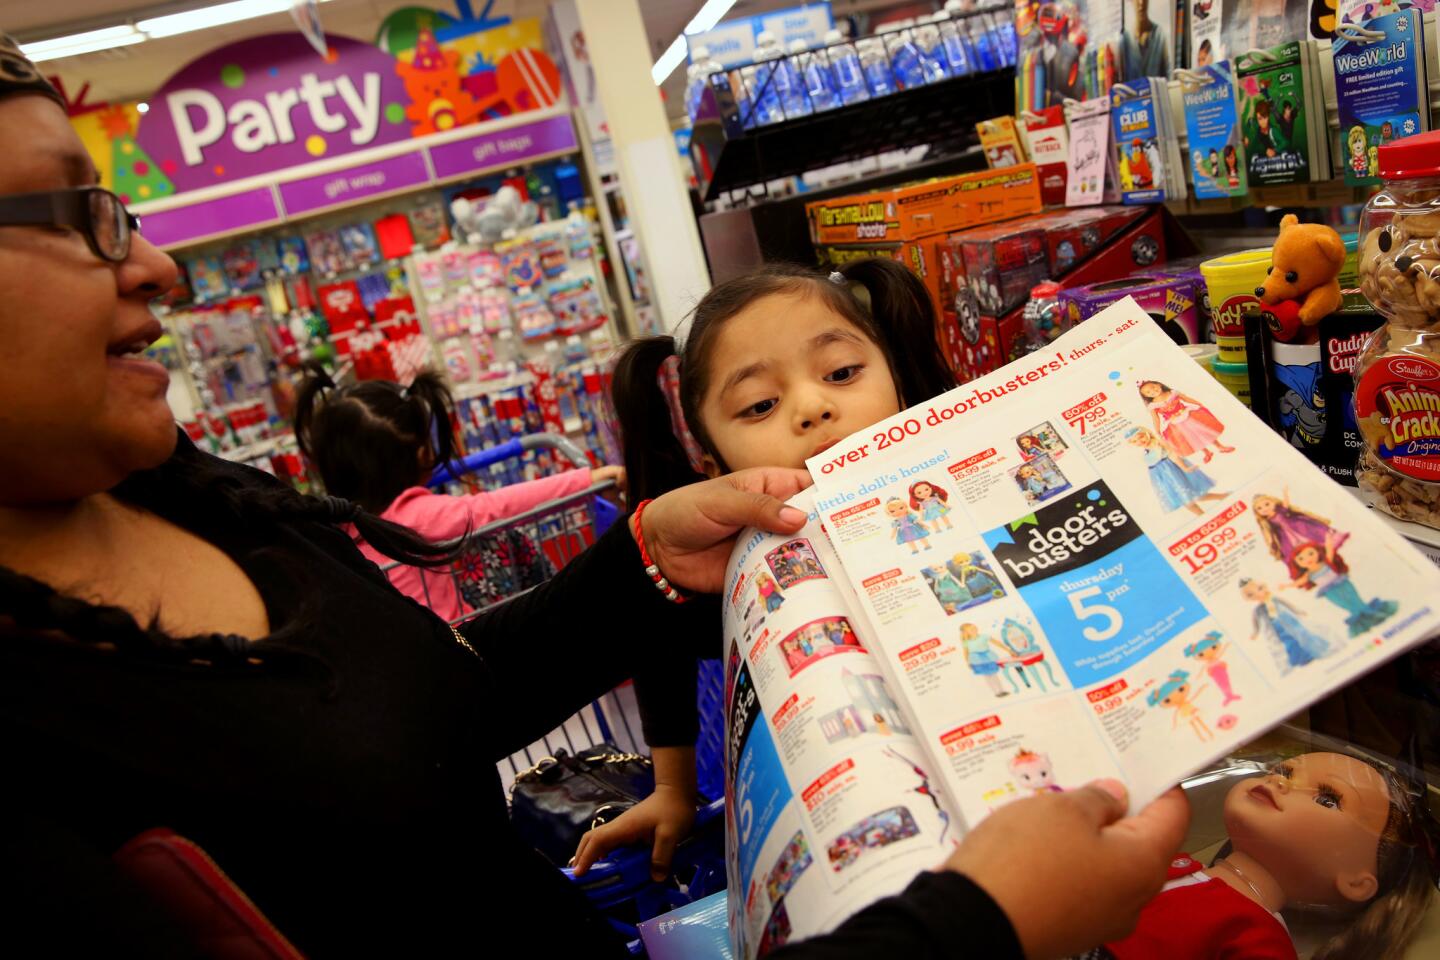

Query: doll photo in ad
[766,538,828,590]
[1010,453,1072,505]
[825,805,921,874]
[816,668,912,743]
[765,830,814,905]
[778,617,866,677]
[957,608,1066,700]
[1015,420,1069,461]
[921,548,1008,616]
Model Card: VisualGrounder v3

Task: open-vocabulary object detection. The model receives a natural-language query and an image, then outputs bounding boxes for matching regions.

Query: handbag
[508,743,654,867]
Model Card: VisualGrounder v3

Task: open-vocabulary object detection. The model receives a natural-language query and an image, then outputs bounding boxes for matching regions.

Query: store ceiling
[9,1,892,115]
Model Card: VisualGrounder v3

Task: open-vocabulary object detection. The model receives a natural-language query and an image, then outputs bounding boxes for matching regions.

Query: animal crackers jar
[1355,131,1440,530]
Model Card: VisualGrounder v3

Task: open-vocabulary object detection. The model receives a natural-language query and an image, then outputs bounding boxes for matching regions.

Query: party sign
[137,33,415,194]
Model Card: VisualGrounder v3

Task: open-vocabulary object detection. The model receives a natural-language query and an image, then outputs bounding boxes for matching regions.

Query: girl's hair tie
[829,271,845,285]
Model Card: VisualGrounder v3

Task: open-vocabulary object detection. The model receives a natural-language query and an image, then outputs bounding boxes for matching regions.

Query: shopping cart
[392,435,727,953]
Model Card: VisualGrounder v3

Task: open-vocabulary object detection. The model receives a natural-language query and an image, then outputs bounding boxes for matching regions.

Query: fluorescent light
[653,0,739,84]
[685,0,738,35]
[22,25,143,61]
[652,35,687,85]
[138,0,299,39]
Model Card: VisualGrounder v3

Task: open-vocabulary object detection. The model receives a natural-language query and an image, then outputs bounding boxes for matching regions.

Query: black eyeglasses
[0,186,140,262]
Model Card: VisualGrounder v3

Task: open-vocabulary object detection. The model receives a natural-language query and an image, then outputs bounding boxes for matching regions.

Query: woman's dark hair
[294,365,459,515]
[612,258,956,503]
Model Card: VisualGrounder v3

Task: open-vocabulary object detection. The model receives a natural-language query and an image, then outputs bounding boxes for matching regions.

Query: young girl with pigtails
[572,258,958,878]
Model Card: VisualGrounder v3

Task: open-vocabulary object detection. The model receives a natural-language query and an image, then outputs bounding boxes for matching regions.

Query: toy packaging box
[805,165,1043,245]
[950,223,1048,316]
[1015,205,1145,275]
[1058,274,1203,345]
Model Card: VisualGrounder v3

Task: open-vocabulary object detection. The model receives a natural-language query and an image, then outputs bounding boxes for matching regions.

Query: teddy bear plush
[1254,213,1346,341]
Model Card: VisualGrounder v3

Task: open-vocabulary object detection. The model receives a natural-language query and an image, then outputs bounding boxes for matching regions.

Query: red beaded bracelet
[631,498,688,604]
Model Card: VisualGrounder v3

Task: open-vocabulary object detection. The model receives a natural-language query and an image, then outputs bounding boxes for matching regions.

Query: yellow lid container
[1200,248,1271,338]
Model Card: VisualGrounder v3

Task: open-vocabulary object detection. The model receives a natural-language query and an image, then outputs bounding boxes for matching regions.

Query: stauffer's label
[1356,353,1440,483]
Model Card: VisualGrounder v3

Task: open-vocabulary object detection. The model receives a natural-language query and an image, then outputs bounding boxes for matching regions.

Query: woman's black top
[0,442,1020,957]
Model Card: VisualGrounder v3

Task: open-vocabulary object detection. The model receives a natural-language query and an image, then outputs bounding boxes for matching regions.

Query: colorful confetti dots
[134,160,149,176]
[138,184,152,198]
[384,102,405,124]
[305,135,327,157]
[120,141,134,155]
[213,165,225,176]
[161,159,177,175]
[220,64,245,88]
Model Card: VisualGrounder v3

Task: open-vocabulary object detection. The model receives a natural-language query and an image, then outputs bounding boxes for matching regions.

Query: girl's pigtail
[841,257,957,404]
[612,336,708,504]
[402,369,461,472]
[293,360,336,462]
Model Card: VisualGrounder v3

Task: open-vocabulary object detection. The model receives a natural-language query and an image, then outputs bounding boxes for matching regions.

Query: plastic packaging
[982,0,1018,65]
[937,4,976,76]
[856,36,896,96]
[1022,280,1068,350]
[792,38,840,112]
[823,29,870,105]
[912,16,951,83]
[776,39,814,119]
[1354,133,1440,529]
[751,32,790,125]
[883,27,928,89]
[684,46,726,124]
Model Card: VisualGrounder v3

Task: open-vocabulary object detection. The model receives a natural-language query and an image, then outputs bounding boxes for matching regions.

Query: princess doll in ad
[1284,534,1399,637]
[908,480,955,532]
[1125,426,1228,516]
[1092,751,1433,960]
[1253,489,1351,578]
[1240,577,1335,673]
[1139,379,1236,463]
[1147,669,1214,742]
[886,498,932,554]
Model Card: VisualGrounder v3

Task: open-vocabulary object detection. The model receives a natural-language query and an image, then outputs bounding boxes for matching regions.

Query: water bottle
[912,16,951,83]
[882,25,928,89]
[736,65,758,128]
[856,36,896,96]
[790,38,839,112]
[770,37,813,119]
[750,32,788,125]
[969,11,1000,71]
[823,29,869,105]
[982,0,1018,65]
[684,45,715,124]
[940,0,978,75]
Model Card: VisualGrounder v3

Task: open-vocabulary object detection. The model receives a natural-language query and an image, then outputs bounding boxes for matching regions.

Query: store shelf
[693,67,1016,201]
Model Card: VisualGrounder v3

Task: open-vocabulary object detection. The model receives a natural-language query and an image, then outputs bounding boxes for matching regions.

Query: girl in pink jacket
[296,368,621,621]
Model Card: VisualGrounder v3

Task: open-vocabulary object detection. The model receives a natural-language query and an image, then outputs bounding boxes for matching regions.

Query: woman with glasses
[0,36,1188,958]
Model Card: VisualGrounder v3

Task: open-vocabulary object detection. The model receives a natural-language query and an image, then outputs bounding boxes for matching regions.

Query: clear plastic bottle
[737,65,759,128]
[750,32,788,125]
[856,35,896,97]
[773,37,813,118]
[790,38,839,112]
[940,0,977,75]
[982,0,1018,65]
[824,28,869,105]
[684,46,710,124]
[912,16,951,83]
[882,25,928,89]
[969,10,1000,71]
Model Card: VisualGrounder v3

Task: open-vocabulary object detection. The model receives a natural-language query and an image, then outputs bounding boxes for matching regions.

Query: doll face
[960,623,978,640]
[886,499,907,518]
[953,552,970,566]
[1253,495,1279,518]
[1127,429,1154,448]
[1018,465,1038,480]
[1224,752,1391,906]
[1294,545,1322,571]
[1159,682,1191,707]
[1139,381,1164,399]
[913,482,934,501]
[1012,757,1054,789]
[1193,645,1219,663]
[1241,580,1271,603]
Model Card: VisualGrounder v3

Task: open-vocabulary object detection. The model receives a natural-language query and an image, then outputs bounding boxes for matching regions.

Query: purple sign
[137,33,412,194]
[278,149,429,216]
[427,114,578,181]
[139,187,280,248]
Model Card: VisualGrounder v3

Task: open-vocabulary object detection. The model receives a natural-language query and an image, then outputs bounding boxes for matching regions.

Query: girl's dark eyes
[743,399,777,418]
[825,365,862,383]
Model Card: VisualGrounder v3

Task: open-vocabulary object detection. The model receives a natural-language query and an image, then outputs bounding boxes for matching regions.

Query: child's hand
[945,780,1189,959]
[571,783,696,881]
[591,465,626,492]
